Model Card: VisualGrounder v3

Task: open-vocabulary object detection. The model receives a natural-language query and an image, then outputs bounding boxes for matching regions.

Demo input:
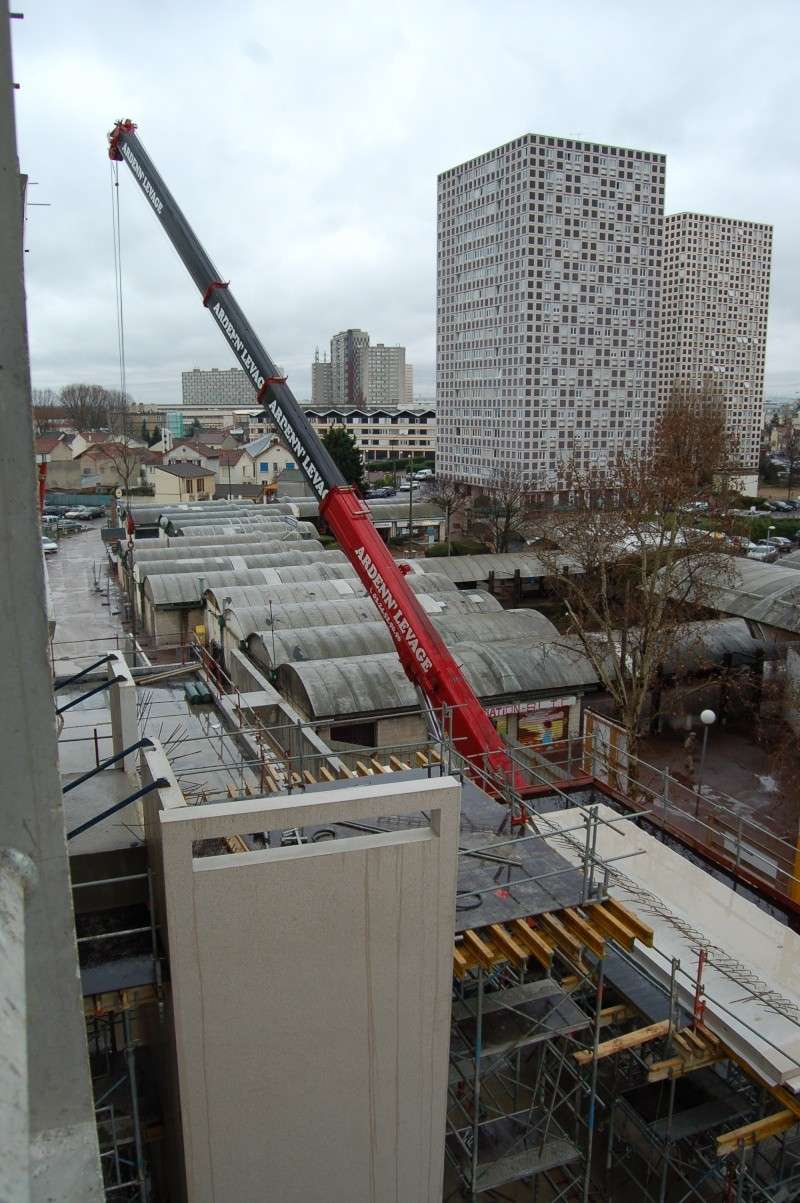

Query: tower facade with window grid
[436,134,666,489]
[659,212,772,493]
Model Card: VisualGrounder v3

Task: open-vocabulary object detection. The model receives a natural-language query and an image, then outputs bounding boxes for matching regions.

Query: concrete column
[0,848,36,1203]
[0,10,103,1198]
[108,653,138,776]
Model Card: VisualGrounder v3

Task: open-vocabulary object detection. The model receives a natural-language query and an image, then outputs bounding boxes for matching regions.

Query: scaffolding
[61,646,800,1202]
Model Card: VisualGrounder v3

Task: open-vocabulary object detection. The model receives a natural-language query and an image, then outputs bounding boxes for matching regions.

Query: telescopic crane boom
[108,119,516,788]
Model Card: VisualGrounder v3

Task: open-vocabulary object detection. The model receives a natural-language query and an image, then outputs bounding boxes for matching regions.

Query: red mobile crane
[108,120,517,790]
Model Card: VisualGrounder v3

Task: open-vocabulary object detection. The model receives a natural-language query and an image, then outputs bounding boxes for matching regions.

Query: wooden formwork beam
[389,754,409,771]
[488,923,528,965]
[560,907,606,959]
[602,897,654,946]
[537,912,584,961]
[574,1019,670,1066]
[462,928,497,970]
[510,919,554,968]
[598,1003,638,1029]
[585,904,637,950]
[716,1110,798,1158]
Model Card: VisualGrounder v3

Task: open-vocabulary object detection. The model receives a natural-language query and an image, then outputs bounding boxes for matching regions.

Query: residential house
[163,440,220,473]
[34,434,82,489]
[68,431,146,458]
[215,435,297,492]
[151,463,215,503]
[77,443,161,491]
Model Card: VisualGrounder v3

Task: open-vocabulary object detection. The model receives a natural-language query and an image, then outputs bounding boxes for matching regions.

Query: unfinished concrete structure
[144,747,460,1203]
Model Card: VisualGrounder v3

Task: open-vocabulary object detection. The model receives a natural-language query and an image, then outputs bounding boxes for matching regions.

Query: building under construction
[24,498,798,1202]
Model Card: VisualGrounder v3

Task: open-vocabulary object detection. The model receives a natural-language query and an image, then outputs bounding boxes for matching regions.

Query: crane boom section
[109,120,344,501]
[108,119,516,784]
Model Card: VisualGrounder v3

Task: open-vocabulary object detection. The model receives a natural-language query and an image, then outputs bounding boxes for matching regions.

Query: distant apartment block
[366,343,406,407]
[436,133,666,489]
[311,349,333,405]
[659,213,772,490]
[404,362,414,405]
[331,328,370,406]
[246,404,436,462]
[182,366,254,407]
[312,331,414,408]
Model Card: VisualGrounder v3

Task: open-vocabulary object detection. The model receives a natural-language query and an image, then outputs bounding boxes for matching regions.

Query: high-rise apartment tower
[365,343,406,407]
[311,348,333,405]
[659,213,771,492]
[436,134,666,488]
[330,328,370,406]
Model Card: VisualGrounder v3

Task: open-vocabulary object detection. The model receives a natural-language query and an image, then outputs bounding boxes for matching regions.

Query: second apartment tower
[437,134,666,488]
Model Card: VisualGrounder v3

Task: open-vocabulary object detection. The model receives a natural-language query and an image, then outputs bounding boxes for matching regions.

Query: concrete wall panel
[158,777,460,1203]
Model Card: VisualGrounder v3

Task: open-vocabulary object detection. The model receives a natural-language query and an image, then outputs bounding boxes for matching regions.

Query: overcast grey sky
[13,0,800,406]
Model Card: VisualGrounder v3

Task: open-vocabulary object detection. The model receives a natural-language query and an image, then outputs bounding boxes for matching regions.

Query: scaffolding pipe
[62,738,155,794]
[66,778,169,841]
[53,653,115,689]
[122,1008,148,1201]
[55,675,126,716]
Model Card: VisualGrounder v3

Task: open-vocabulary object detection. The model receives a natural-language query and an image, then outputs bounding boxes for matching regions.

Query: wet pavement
[638,726,798,838]
[46,520,127,674]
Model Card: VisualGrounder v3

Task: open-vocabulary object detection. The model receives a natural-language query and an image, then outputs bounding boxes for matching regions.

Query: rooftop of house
[34,434,66,454]
[242,433,280,457]
[155,462,213,479]
[218,448,246,466]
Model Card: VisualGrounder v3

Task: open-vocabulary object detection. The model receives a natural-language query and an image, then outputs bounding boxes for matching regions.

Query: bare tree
[469,463,535,553]
[656,377,734,496]
[429,474,468,554]
[540,391,738,760]
[60,383,112,430]
[782,423,800,501]
[31,387,59,434]
[104,391,147,497]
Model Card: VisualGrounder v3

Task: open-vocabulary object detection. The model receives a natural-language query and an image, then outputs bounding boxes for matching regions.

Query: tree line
[32,383,135,434]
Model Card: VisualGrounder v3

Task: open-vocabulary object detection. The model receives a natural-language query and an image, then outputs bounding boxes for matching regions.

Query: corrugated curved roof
[163,520,317,539]
[129,539,323,563]
[146,569,273,606]
[285,497,441,520]
[278,640,597,719]
[207,580,364,610]
[163,513,304,534]
[209,572,461,618]
[277,656,419,717]
[134,548,342,583]
[667,557,800,635]
[451,641,598,696]
[247,607,559,671]
[402,552,580,582]
[224,588,502,642]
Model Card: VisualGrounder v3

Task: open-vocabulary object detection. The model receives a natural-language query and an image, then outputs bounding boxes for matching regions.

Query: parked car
[373,486,395,498]
[760,536,793,552]
[57,518,86,531]
[770,501,794,513]
[412,469,435,482]
[41,536,58,555]
[397,483,412,493]
[747,544,778,563]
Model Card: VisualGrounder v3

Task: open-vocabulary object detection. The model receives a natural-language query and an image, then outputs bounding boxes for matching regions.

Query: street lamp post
[695,708,716,816]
